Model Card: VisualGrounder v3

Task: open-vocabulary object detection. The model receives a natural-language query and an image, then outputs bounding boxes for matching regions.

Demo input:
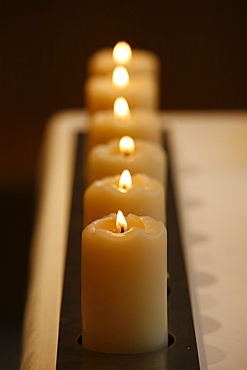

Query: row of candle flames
[84,41,164,232]
[81,41,168,354]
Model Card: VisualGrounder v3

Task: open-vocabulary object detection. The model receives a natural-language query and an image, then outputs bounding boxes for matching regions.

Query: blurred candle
[84,66,159,113]
[87,97,162,149]
[83,170,165,226]
[87,41,160,77]
[86,137,167,185]
[81,212,168,354]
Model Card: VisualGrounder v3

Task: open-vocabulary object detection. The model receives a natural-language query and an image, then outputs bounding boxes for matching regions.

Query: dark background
[0,1,246,368]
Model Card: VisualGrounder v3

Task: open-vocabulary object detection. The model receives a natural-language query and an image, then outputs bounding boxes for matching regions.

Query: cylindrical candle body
[86,138,167,185]
[84,74,159,113]
[81,213,168,354]
[87,108,162,149]
[83,173,165,226]
[87,48,160,77]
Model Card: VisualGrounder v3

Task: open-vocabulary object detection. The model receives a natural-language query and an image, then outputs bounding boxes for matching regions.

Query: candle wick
[121,226,125,233]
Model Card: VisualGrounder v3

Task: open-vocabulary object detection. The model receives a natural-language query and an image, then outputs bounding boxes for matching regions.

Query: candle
[81,212,168,354]
[87,97,162,149]
[83,170,165,226]
[86,136,167,185]
[87,41,160,77]
[84,66,159,113]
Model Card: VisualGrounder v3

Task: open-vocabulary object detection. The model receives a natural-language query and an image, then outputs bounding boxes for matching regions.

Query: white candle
[87,98,162,149]
[84,66,159,113]
[83,170,165,226]
[87,41,160,77]
[86,136,167,185]
[81,212,168,354]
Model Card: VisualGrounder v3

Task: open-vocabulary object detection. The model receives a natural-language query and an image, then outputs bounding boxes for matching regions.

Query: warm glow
[116,210,127,233]
[112,66,129,88]
[119,136,135,155]
[114,97,130,119]
[113,41,132,64]
[119,170,132,191]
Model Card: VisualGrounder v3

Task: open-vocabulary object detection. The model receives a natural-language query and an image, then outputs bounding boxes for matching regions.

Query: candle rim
[87,47,161,77]
[94,138,165,160]
[92,108,162,129]
[92,173,163,193]
[87,213,165,238]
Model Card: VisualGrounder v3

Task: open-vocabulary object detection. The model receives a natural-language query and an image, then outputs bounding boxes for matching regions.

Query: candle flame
[114,97,130,119]
[113,41,132,64]
[119,170,132,191]
[116,210,127,233]
[119,136,135,155]
[112,66,129,88]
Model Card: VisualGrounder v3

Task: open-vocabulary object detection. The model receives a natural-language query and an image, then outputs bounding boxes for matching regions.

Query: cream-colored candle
[87,41,160,77]
[86,136,167,185]
[81,212,168,354]
[84,66,159,113]
[87,97,162,148]
[83,170,165,226]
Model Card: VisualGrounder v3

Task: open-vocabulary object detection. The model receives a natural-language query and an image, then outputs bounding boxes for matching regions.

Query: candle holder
[55,133,200,369]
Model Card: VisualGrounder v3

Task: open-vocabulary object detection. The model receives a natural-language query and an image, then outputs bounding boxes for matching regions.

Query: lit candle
[87,41,160,77]
[86,136,167,185]
[84,65,159,113]
[81,212,168,354]
[83,170,165,226]
[87,97,162,149]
